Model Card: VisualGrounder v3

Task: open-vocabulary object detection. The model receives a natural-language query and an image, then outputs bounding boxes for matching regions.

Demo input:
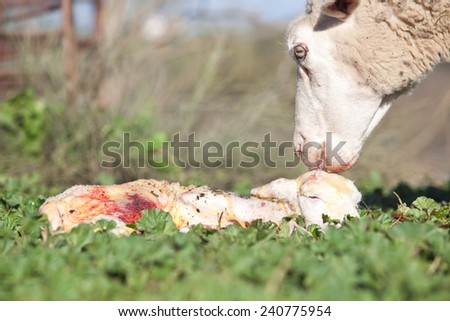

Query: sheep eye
[304,195,320,200]
[294,43,308,62]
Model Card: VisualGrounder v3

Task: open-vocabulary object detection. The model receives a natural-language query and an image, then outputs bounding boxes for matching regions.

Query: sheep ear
[321,0,360,21]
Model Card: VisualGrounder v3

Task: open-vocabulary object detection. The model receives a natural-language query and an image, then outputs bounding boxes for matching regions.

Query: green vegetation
[0,90,173,189]
[1,177,449,300]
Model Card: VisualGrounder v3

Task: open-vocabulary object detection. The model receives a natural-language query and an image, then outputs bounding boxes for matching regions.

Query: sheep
[287,0,449,173]
[39,170,361,236]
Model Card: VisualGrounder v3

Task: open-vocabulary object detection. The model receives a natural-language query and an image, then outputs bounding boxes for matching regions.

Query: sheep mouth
[319,154,359,173]
[303,153,359,174]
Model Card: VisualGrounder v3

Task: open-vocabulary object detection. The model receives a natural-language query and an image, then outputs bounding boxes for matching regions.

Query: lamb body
[39,170,362,235]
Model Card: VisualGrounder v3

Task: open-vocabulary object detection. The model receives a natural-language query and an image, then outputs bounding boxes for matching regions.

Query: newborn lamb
[39,170,361,235]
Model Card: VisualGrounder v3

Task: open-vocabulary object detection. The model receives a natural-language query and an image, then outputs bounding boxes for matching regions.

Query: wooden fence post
[61,0,77,107]
[94,0,104,42]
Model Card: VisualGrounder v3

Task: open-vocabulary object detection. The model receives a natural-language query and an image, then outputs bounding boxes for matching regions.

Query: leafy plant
[0,89,46,157]
[1,178,449,300]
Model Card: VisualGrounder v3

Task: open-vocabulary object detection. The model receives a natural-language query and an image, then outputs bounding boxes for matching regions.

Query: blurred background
[0,0,449,194]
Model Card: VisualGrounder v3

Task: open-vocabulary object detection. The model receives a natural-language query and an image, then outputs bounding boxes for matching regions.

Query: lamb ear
[321,0,360,21]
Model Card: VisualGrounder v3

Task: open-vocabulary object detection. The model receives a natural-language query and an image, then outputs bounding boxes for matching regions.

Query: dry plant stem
[265,249,294,296]
[427,256,442,275]
[93,0,104,41]
[181,35,226,133]
[434,12,449,26]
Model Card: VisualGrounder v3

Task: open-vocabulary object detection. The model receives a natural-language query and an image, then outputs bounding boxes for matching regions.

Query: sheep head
[251,170,362,229]
[288,0,449,173]
[297,170,361,228]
